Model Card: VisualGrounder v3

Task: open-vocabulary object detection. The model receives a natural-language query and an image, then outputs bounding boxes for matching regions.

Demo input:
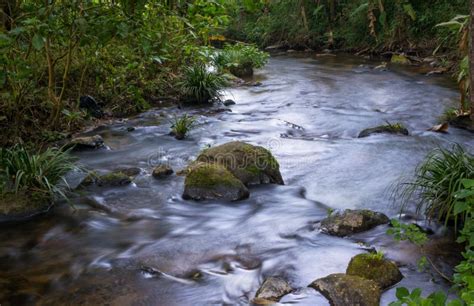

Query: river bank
[0,54,471,305]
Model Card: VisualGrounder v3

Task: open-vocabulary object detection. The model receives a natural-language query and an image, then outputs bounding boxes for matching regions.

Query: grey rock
[152,165,174,179]
[254,277,292,302]
[309,273,381,306]
[320,209,389,237]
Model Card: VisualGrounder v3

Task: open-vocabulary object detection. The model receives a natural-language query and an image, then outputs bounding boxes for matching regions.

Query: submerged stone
[183,163,249,201]
[196,141,284,186]
[346,253,403,289]
[223,99,236,106]
[68,135,104,149]
[320,209,389,237]
[253,277,292,303]
[80,169,134,187]
[152,165,174,178]
[309,273,380,306]
[358,124,409,138]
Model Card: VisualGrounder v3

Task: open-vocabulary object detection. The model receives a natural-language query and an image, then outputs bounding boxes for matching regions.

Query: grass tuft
[180,65,227,104]
[393,145,474,226]
[0,145,77,202]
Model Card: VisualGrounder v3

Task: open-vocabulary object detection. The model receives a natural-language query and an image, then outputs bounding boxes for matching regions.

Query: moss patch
[0,192,50,217]
[196,141,283,185]
[358,123,409,138]
[97,171,132,187]
[185,163,242,188]
[183,162,249,201]
[346,253,403,289]
[391,54,411,65]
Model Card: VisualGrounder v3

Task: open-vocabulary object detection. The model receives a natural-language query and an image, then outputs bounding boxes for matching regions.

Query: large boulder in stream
[320,209,389,237]
[309,273,381,306]
[253,277,293,304]
[183,163,249,201]
[196,141,284,186]
[346,253,403,289]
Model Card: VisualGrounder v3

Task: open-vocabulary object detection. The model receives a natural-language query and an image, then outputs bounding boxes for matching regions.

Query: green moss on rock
[183,163,249,201]
[97,171,132,187]
[309,273,381,306]
[358,123,409,138]
[346,253,403,290]
[0,192,50,222]
[196,141,284,186]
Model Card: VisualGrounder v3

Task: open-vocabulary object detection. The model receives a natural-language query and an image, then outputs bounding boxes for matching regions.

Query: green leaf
[461,179,474,188]
[32,34,45,50]
[403,4,416,21]
[454,201,469,215]
[350,3,368,17]
[396,287,410,299]
[410,288,422,299]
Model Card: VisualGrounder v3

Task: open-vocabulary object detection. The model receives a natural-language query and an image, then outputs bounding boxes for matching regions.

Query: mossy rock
[391,54,411,65]
[346,253,403,289]
[97,171,132,187]
[0,192,51,223]
[196,141,284,186]
[320,209,389,237]
[183,162,249,201]
[309,273,380,306]
[358,124,409,138]
[230,65,253,78]
[253,277,292,303]
[67,135,104,150]
[450,115,474,133]
[80,170,133,187]
[152,165,174,178]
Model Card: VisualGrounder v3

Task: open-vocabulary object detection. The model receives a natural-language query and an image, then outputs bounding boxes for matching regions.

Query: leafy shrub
[170,114,197,140]
[214,43,269,72]
[390,287,461,306]
[387,219,429,246]
[394,145,474,225]
[0,145,77,201]
[180,65,227,104]
[451,179,474,304]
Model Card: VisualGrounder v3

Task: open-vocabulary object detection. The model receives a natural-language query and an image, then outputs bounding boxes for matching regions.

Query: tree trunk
[470,0,474,120]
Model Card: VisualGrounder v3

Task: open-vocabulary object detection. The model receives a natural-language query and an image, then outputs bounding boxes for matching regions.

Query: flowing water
[1,54,473,305]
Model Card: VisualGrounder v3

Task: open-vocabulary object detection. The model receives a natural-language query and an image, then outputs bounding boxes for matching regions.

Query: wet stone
[320,209,390,237]
[152,165,174,179]
[68,135,104,149]
[309,273,381,306]
[183,163,249,201]
[346,253,403,289]
[254,277,292,303]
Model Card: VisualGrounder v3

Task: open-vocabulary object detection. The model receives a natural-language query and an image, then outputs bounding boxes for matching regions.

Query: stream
[1,54,474,305]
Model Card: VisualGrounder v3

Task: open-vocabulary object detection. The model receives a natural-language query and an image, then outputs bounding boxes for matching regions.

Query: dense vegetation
[1,1,474,304]
[226,0,468,53]
[0,0,471,148]
[392,146,474,305]
[0,0,232,146]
